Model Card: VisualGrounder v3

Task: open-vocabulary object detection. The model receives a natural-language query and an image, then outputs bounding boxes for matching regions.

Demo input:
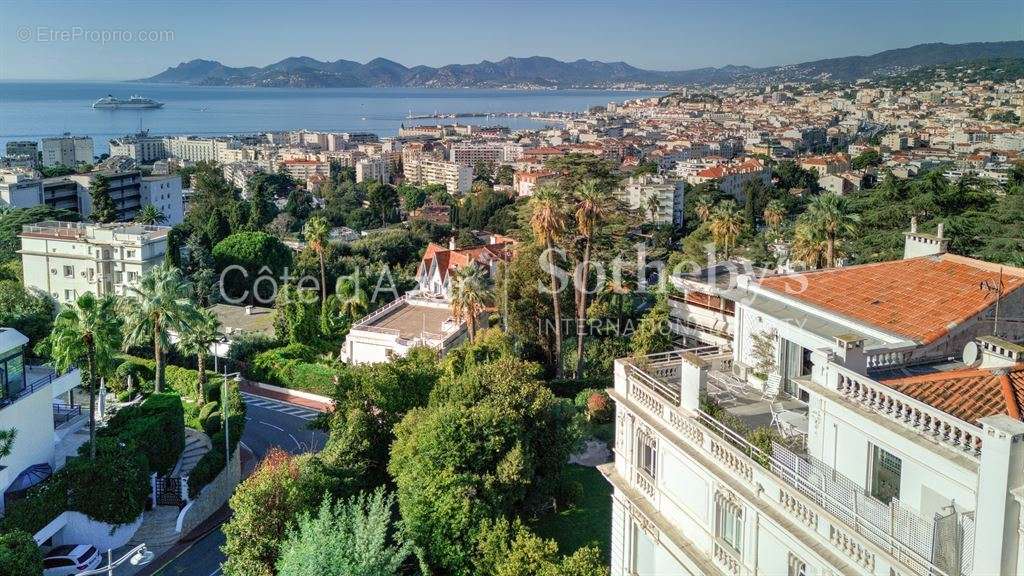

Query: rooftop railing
[620,353,972,576]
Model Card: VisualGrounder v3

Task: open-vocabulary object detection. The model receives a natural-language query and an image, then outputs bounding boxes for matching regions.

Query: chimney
[974,336,1024,370]
[449,236,456,250]
[245,305,253,316]
[903,218,948,259]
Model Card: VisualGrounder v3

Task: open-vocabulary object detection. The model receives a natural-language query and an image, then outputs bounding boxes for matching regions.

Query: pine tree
[88,174,117,223]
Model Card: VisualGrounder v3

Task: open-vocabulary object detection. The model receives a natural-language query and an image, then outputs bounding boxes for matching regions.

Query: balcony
[614,350,973,576]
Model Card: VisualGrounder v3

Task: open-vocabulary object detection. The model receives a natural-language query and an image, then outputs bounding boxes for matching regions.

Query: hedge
[0,441,148,534]
[188,413,245,498]
[95,393,186,475]
[248,344,337,396]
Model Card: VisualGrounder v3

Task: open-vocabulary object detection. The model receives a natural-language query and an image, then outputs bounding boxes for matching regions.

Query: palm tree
[122,262,200,394]
[573,180,613,379]
[529,184,568,378]
[48,293,122,459]
[175,308,221,405]
[694,195,714,223]
[791,220,828,268]
[708,201,744,258]
[646,193,662,224]
[804,192,860,267]
[135,204,167,225]
[449,265,492,341]
[336,277,368,320]
[763,199,786,232]
[303,215,330,303]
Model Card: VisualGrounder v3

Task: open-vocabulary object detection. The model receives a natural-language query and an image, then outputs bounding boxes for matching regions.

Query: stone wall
[175,446,241,537]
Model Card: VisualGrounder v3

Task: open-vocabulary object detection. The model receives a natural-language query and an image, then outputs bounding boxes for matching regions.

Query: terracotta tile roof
[758,254,1024,344]
[882,365,1024,422]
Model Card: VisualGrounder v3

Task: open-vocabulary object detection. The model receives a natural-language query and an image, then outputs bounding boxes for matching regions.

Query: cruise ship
[92,95,165,109]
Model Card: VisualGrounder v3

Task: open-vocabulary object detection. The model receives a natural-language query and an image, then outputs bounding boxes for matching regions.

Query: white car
[43,545,102,575]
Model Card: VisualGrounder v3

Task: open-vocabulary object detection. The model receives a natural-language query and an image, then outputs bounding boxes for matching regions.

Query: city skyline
[0,0,1020,81]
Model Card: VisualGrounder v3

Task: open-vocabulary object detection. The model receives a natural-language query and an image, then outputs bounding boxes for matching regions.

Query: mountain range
[138,41,1024,88]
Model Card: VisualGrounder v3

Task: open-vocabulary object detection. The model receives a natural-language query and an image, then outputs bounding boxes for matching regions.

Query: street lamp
[77,544,154,575]
[221,366,241,461]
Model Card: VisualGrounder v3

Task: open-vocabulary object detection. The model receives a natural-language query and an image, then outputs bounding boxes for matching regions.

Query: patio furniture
[778,410,810,440]
[707,376,737,405]
[769,402,787,435]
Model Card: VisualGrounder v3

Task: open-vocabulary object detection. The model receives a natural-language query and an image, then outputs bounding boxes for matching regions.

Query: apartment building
[449,142,506,167]
[355,157,392,184]
[19,220,170,304]
[223,162,265,198]
[108,131,168,163]
[0,170,42,208]
[279,159,330,184]
[691,159,771,202]
[70,171,143,222]
[5,141,38,159]
[617,174,685,227]
[140,175,185,225]
[604,225,1024,576]
[403,158,473,194]
[0,327,82,516]
[41,134,94,167]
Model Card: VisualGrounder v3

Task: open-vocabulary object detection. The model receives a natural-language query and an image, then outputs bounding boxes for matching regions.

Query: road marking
[209,568,222,576]
[258,420,285,432]
[240,392,320,421]
[289,433,301,450]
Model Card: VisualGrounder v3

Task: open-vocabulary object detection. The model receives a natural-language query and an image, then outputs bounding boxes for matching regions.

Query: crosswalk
[240,392,322,421]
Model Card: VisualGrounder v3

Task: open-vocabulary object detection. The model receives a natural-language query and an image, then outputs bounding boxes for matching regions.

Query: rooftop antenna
[980,267,1005,337]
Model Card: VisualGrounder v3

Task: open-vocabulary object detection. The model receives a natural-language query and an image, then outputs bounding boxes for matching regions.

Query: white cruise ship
[92,95,165,109]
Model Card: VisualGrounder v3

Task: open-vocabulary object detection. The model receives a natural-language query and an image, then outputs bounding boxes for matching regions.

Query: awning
[4,463,52,495]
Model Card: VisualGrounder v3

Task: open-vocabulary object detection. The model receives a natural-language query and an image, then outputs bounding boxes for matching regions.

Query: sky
[0,0,1021,81]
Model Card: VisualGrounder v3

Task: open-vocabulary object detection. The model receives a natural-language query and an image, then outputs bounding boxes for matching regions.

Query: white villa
[603,223,1024,576]
[0,328,83,517]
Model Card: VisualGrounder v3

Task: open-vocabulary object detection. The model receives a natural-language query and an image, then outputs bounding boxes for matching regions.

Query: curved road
[152,392,328,576]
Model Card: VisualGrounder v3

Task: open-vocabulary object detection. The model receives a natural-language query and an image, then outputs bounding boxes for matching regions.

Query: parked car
[43,545,102,575]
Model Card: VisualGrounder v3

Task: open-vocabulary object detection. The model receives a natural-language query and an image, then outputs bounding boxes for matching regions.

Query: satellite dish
[962,341,981,367]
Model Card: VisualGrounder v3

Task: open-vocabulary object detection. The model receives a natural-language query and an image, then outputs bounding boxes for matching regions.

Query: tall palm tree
[135,204,167,225]
[175,308,221,405]
[529,184,567,378]
[694,196,714,223]
[763,199,786,232]
[449,265,492,341]
[646,193,662,224]
[708,201,744,258]
[573,180,613,379]
[805,192,860,268]
[122,262,200,394]
[48,292,122,459]
[303,215,330,303]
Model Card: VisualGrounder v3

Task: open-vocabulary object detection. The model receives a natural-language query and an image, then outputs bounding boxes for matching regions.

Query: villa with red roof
[416,236,513,298]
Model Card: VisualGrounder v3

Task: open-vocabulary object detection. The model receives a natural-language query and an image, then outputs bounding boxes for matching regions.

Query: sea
[0,81,661,155]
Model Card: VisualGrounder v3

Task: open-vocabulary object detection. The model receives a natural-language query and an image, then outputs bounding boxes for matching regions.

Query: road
[152,392,328,576]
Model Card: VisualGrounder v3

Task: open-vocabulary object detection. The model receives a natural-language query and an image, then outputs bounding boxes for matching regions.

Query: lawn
[532,464,613,562]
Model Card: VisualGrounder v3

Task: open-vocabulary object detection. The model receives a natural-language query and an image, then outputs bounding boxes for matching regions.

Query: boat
[92,95,164,110]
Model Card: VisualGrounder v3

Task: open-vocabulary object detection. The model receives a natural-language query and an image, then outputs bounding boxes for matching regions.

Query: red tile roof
[758,254,1024,344]
[882,365,1024,423]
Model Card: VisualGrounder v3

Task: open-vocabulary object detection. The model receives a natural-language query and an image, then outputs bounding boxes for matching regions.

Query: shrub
[0,472,69,535]
[66,440,148,525]
[227,332,280,365]
[96,393,186,475]
[0,530,43,576]
[188,448,226,499]
[249,345,336,395]
[199,401,220,422]
[203,411,223,436]
[585,391,613,424]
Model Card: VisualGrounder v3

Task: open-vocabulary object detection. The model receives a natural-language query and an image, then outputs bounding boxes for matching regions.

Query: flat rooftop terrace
[358,300,454,340]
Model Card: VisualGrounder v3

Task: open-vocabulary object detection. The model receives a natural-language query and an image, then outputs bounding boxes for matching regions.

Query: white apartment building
[140,175,185,225]
[41,135,94,167]
[223,162,265,198]
[604,227,1024,576]
[0,327,82,516]
[108,131,168,163]
[450,142,506,167]
[0,170,43,208]
[356,157,392,184]
[404,158,473,194]
[19,220,170,304]
[341,293,470,365]
[165,136,241,163]
[279,159,330,184]
[618,174,686,227]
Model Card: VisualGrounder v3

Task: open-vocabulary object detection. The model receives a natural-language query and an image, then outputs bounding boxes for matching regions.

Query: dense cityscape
[1,2,1024,576]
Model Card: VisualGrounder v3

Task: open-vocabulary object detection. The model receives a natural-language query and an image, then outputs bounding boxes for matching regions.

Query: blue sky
[0,0,1020,80]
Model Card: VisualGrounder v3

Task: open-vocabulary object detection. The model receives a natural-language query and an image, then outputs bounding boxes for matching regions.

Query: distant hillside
[138,41,1024,88]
